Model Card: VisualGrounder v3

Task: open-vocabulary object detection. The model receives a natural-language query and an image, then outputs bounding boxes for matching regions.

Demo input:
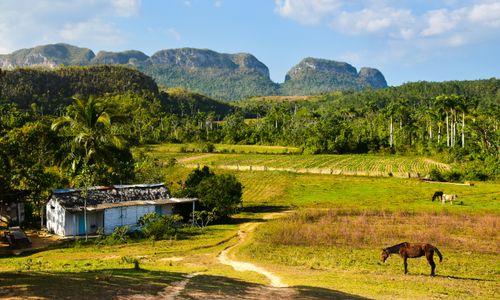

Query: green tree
[184,166,214,197]
[51,96,133,185]
[195,174,243,219]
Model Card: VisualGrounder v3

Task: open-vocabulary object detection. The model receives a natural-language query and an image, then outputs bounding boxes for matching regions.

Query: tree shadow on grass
[436,274,495,282]
[0,269,368,299]
[242,205,292,214]
[0,269,184,299]
[186,274,368,299]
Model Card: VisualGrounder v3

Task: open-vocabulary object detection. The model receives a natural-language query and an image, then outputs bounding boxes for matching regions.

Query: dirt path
[217,212,289,288]
[177,153,215,163]
[157,272,200,299]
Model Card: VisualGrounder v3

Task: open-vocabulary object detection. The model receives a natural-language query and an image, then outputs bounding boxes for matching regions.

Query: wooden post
[40,205,44,229]
[73,214,76,238]
[84,197,88,241]
[192,200,195,226]
[17,202,22,224]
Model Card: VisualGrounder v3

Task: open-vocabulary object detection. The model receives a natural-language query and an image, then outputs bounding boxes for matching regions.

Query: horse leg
[403,257,408,274]
[427,253,436,276]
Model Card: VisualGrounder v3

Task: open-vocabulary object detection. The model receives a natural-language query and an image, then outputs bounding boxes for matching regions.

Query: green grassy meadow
[1,144,498,299]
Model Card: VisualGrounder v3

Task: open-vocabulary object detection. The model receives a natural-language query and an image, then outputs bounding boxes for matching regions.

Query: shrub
[137,212,183,240]
[429,168,445,182]
[106,226,129,245]
[121,256,140,270]
[182,166,243,220]
[196,174,243,219]
[191,209,216,229]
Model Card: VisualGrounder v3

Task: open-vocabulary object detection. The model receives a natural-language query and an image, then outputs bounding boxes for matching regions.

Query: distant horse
[381,242,443,276]
[442,194,458,204]
[432,191,443,201]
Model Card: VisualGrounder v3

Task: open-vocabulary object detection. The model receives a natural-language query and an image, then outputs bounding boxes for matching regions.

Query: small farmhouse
[46,184,197,236]
[0,190,27,227]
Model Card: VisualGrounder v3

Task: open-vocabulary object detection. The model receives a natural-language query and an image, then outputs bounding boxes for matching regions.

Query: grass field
[231,170,499,299]
[1,145,498,299]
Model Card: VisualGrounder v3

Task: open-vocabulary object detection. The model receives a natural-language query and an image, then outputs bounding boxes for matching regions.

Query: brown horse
[432,191,443,201]
[381,242,443,276]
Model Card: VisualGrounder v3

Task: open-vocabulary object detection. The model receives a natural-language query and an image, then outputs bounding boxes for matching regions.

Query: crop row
[175,153,449,177]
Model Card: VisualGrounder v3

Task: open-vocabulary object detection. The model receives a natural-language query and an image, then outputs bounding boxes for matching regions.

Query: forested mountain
[281,58,387,95]
[0,66,159,114]
[0,43,387,101]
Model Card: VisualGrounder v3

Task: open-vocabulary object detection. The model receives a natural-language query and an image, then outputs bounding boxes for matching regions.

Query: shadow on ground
[187,274,368,299]
[0,269,367,299]
[242,205,291,214]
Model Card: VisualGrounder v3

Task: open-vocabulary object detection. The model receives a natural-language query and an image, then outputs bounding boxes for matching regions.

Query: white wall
[48,202,179,236]
[104,205,155,234]
[46,199,66,236]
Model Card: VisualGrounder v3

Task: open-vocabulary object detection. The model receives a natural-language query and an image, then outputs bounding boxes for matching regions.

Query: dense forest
[0,66,499,225]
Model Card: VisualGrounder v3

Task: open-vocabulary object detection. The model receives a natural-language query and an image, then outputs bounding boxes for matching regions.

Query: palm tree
[51,96,126,182]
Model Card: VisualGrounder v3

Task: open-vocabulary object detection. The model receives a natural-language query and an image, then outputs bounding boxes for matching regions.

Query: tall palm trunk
[446,112,449,147]
[462,111,465,148]
[389,116,393,147]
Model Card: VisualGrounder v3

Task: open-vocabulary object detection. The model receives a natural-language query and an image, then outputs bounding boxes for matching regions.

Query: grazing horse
[442,194,458,204]
[381,242,443,276]
[432,191,443,201]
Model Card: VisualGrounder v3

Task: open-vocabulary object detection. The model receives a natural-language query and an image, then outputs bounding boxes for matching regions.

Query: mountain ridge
[0,43,388,100]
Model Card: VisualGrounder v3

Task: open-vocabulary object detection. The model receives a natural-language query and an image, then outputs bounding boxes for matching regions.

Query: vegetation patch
[256,210,498,253]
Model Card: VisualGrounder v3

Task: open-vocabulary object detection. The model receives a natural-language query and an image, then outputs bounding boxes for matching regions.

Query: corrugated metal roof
[50,183,175,209]
[53,183,165,194]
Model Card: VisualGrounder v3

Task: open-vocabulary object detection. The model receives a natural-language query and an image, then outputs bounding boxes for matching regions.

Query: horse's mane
[384,242,408,253]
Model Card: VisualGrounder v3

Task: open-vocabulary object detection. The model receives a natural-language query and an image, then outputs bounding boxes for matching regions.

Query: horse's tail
[433,246,443,262]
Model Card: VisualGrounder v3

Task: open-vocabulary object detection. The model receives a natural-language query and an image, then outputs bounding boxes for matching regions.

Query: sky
[0,0,499,86]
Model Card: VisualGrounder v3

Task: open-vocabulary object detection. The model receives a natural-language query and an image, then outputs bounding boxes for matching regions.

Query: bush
[121,256,140,270]
[199,142,215,153]
[137,212,183,240]
[106,226,129,245]
[429,168,445,182]
[196,174,243,219]
[182,166,243,220]
[191,209,216,229]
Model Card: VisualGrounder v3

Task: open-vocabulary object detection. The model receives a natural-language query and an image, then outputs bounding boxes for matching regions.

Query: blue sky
[0,0,499,86]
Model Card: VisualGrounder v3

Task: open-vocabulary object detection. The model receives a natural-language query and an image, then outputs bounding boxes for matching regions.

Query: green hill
[0,65,159,113]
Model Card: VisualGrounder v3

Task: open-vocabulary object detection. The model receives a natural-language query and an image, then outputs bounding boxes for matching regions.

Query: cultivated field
[186,153,447,177]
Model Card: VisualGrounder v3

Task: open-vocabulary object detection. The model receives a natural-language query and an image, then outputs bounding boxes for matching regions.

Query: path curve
[218,212,289,288]
[177,153,215,163]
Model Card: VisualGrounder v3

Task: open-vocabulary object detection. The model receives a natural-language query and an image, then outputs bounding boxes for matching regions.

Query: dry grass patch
[258,210,498,253]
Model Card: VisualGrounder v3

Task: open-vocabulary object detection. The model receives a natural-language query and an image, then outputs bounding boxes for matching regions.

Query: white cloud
[59,19,124,45]
[421,8,464,37]
[274,0,341,25]
[166,28,181,41]
[332,7,414,36]
[0,0,140,53]
[275,0,500,67]
[111,0,141,17]
[468,2,500,27]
